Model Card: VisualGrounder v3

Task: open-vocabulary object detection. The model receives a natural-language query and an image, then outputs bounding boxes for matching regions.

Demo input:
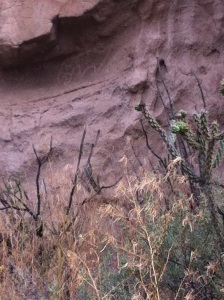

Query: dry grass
[0,160,224,299]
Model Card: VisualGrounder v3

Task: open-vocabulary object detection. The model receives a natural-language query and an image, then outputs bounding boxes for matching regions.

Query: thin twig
[66,177,122,232]
[84,130,101,193]
[156,57,175,119]
[11,193,37,220]
[1,180,37,220]
[140,119,167,170]
[192,72,207,110]
[33,137,53,219]
[155,79,171,123]
[0,206,27,212]
[86,130,100,166]
[66,128,86,215]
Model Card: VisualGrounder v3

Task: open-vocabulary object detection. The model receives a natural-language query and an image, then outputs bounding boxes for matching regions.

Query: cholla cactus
[175,110,187,120]
[135,104,224,185]
[135,71,224,245]
[213,139,224,168]
[135,104,200,182]
[220,79,224,96]
[171,121,189,134]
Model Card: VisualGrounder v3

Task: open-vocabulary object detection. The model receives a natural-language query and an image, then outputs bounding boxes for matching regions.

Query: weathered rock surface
[0,0,224,183]
[0,0,102,66]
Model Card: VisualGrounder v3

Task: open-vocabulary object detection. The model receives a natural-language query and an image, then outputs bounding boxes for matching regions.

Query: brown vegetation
[1,77,224,299]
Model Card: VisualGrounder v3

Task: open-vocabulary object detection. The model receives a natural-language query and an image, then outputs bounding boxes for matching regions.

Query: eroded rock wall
[0,0,224,183]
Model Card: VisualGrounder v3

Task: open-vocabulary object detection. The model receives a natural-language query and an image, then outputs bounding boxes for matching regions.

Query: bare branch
[90,176,122,196]
[66,128,86,215]
[0,207,10,211]
[192,72,207,110]
[66,176,122,232]
[0,205,27,212]
[1,180,37,220]
[155,79,171,124]
[140,119,167,170]
[156,57,175,119]
[86,129,100,166]
[84,130,101,194]
[33,137,53,219]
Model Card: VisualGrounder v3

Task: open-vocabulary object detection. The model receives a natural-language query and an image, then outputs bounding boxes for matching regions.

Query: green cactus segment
[200,112,210,140]
[213,139,224,168]
[173,111,201,150]
[210,121,219,137]
[215,132,224,141]
[171,121,189,134]
[220,79,224,96]
[206,140,216,181]
[183,131,201,150]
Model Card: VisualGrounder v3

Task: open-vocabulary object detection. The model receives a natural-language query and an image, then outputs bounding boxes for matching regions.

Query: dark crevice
[0,0,134,69]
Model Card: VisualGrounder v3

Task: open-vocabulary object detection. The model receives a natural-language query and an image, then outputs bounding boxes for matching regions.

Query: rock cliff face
[0,0,224,182]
